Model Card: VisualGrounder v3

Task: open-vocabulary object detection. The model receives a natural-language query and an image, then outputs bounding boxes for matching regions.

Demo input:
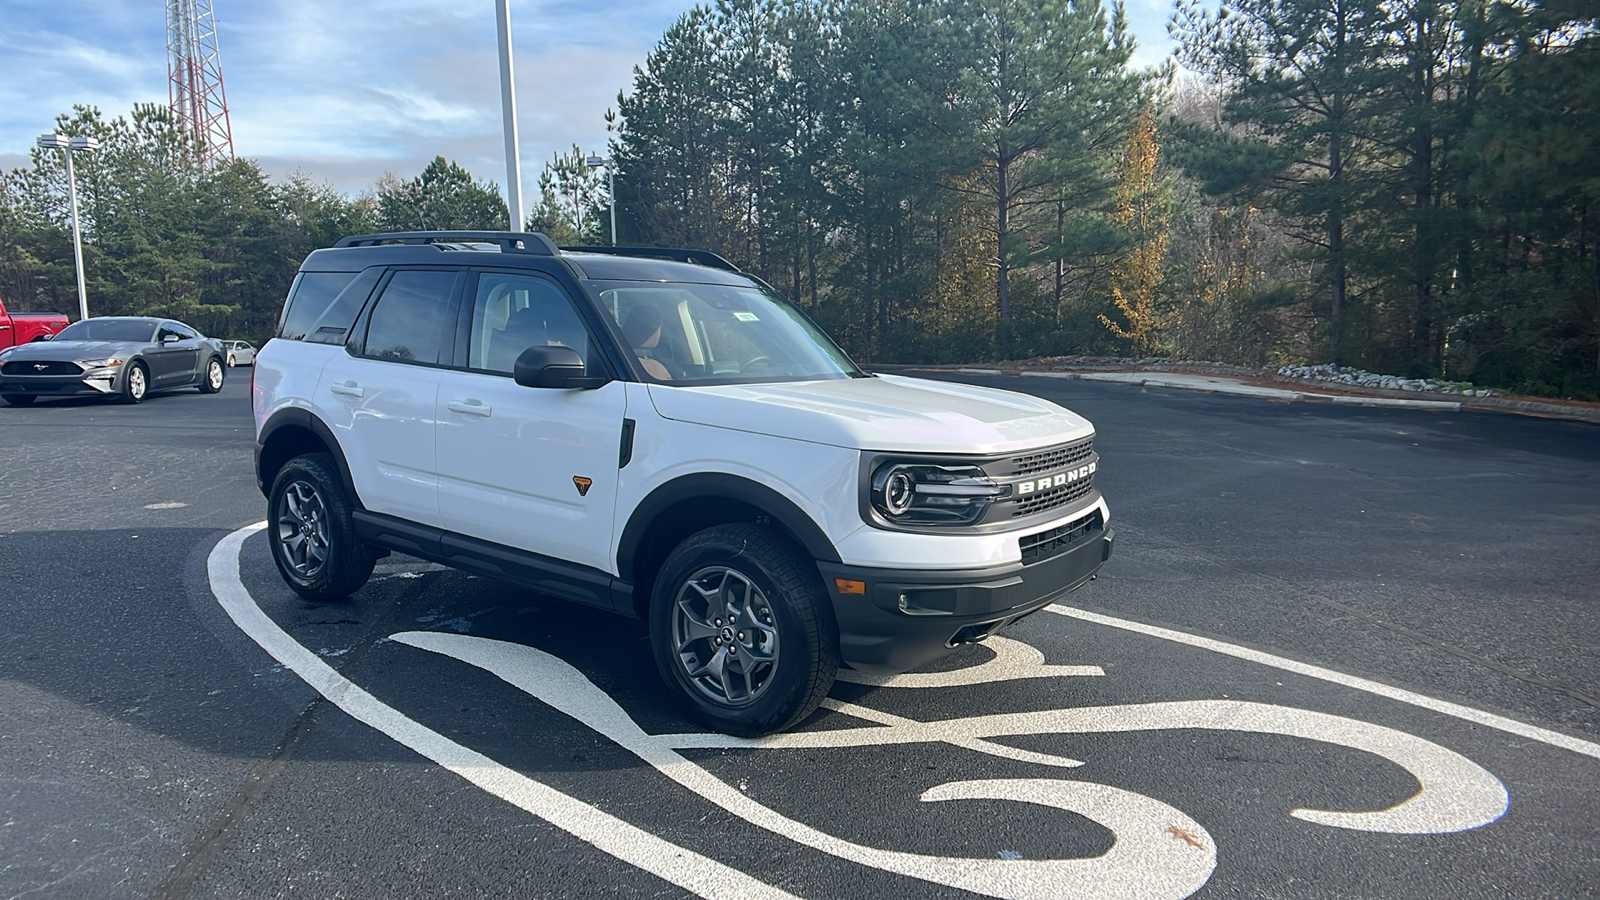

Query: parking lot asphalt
[1,372,1596,899]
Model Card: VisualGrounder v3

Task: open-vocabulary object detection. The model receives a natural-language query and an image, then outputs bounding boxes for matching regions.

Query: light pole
[36,133,98,322]
[586,154,615,246]
[494,0,523,231]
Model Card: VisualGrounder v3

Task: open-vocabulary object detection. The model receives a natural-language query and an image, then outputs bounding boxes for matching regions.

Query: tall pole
[608,165,616,245]
[65,150,88,322]
[495,0,523,231]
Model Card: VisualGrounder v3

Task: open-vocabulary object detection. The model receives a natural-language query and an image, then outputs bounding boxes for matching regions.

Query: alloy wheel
[671,566,781,706]
[276,480,331,577]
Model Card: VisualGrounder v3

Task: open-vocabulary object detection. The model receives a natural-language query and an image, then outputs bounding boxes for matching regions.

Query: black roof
[305,231,751,286]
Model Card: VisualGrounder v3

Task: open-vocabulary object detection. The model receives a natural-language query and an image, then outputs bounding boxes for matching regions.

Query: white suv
[253,231,1113,734]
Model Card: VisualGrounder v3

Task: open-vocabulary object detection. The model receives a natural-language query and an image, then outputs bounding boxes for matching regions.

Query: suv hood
[647,374,1092,455]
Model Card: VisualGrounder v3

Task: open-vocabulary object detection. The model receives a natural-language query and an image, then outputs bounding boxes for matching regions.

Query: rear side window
[361,270,457,365]
[278,272,357,341]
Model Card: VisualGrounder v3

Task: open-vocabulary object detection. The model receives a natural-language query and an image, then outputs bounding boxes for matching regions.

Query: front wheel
[199,357,224,393]
[120,362,148,404]
[649,523,839,736]
[267,452,375,601]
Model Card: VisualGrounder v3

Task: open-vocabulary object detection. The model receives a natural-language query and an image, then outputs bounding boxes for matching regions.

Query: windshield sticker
[732,311,760,322]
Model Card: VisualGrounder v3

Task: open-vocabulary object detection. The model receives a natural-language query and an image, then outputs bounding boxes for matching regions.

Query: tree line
[2,0,1595,398]
[0,105,505,341]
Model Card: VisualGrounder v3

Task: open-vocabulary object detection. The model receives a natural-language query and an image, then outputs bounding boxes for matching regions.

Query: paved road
[1,373,1596,898]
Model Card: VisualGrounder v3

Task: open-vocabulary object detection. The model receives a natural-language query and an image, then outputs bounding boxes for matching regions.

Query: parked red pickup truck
[0,297,70,350]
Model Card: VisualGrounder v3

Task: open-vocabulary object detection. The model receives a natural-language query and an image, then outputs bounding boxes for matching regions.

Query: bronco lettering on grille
[1016,460,1097,496]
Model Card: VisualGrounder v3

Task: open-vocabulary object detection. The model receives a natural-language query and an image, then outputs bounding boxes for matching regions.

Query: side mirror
[513,345,609,390]
[162,334,180,344]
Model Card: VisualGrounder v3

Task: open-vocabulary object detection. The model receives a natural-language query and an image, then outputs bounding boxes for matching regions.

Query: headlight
[870,462,1004,526]
[81,358,125,369]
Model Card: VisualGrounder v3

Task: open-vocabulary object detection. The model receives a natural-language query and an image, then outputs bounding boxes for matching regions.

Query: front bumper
[0,368,121,397]
[818,515,1113,675]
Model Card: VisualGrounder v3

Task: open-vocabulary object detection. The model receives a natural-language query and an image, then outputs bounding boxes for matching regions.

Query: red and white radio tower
[167,0,234,163]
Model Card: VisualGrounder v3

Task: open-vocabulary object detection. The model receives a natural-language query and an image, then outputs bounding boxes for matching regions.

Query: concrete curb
[906,365,1600,421]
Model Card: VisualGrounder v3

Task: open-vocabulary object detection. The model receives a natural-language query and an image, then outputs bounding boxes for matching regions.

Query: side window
[467,273,591,375]
[305,268,383,345]
[278,272,357,341]
[170,323,199,340]
[158,324,183,342]
[361,270,457,365]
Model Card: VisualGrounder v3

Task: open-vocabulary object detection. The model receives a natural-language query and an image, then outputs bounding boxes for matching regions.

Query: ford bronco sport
[253,231,1113,734]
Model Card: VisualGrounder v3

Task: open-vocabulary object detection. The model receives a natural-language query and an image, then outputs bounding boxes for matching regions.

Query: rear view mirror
[513,345,609,390]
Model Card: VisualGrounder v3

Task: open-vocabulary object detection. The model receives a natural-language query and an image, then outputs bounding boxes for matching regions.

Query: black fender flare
[616,472,842,576]
[256,406,360,505]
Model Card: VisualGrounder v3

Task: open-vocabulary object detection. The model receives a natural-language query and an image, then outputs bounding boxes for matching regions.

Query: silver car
[0,316,227,406]
[223,340,257,367]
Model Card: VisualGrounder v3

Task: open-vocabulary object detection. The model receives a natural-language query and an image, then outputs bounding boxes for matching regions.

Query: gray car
[0,316,227,406]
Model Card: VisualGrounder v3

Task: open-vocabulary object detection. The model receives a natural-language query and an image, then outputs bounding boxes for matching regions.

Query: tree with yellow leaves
[1100,105,1169,355]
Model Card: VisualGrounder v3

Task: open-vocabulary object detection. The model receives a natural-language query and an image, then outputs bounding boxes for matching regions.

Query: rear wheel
[2,394,35,407]
[649,523,839,736]
[267,453,375,601]
[199,357,224,393]
[120,362,148,404]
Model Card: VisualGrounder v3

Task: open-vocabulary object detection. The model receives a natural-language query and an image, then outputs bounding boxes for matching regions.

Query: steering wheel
[740,356,775,373]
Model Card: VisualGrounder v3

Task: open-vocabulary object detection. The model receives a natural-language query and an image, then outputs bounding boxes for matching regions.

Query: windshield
[53,319,157,343]
[587,280,861,385]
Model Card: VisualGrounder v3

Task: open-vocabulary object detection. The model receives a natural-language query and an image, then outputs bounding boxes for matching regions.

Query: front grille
[1012,438,1094,476]
[2,360,81,376]
[1012,478,1096,517]
[1019,509,1102,564]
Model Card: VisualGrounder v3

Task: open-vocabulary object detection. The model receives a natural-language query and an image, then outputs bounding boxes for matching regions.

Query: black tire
[120,362,149,404]
[649,523,839,736]
[226,354,236,367]
[2,394,35,407]
[198,357,225,393]
[267,452,375,602]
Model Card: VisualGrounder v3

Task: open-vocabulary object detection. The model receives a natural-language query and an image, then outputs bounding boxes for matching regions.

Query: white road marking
[835,635,1103,688]
[211,522,1547,899]
[144,501,188,509]
[1046,604,1600,762]
[207,524,798,900]
[394,630,1217,900]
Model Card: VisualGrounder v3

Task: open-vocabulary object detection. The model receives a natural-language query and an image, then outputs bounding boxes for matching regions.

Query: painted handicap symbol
[391,630,1508,900]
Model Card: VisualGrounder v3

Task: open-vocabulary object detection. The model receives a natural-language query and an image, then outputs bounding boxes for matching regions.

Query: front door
[150,322,202,385]
[436,270,627,575]
[319,268,460,528]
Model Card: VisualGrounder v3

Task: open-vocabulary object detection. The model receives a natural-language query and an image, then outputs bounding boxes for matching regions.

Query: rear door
[318,268,461,528]
[435,269,628,575]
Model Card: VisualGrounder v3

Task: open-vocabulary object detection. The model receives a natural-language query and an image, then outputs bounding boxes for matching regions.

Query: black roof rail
[334,231,559,255]
[560,245,741,272]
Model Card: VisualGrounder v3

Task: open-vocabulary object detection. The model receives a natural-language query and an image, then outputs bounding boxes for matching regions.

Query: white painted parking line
[1046,604,1600,761]
[208,523,798,900]
[213,524,1569,900]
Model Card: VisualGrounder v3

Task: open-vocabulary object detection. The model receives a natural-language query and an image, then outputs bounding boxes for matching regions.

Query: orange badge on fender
[572,476,593,497]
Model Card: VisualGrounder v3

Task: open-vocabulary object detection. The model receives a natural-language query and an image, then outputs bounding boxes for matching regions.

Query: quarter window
[363,270,457,365]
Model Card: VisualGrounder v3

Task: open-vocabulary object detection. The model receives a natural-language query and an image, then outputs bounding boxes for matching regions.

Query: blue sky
[0,0,1182,198]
